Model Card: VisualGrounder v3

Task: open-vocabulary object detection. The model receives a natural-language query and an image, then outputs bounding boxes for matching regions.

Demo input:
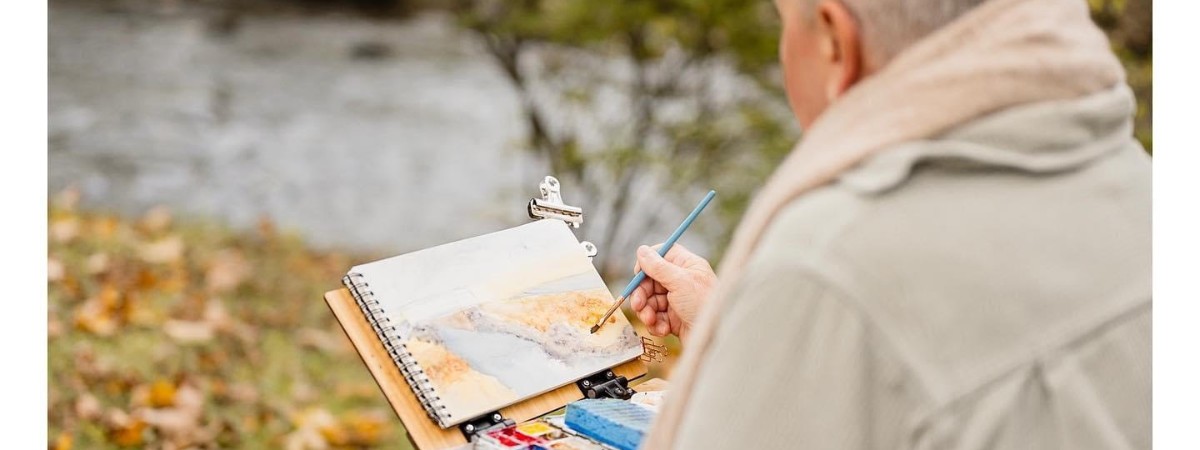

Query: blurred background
[47,0,1151,448]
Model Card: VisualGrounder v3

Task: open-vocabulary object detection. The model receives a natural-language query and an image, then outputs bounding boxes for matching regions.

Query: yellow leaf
[343,412,388,446]
[105,409,148,447]
[74,301,118,336]
[134,268,158,290]
[91,216,121,240]
[52,432,72,450]
[286,408,338,450]
[318,423,349,447]
[108,418,147,447]
[148,379,177,408]
[97,284,122,310]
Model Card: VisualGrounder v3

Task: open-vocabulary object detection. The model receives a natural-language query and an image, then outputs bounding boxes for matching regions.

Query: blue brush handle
[616,190,716,299]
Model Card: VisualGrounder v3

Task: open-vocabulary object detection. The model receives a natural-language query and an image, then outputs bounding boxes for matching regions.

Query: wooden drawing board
[325,288,648,450]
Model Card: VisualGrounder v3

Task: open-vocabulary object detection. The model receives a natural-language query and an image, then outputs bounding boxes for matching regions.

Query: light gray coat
[672,85,1151,450]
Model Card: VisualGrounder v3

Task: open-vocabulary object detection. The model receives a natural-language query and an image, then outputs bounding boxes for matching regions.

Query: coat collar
[838,83,1139,194]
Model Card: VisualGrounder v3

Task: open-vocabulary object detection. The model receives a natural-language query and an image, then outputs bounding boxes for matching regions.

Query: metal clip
[576,369,634,400]
[580,241,598,259]
[458,411,512,441]
[639,336,666,363]
[528,176,583,228]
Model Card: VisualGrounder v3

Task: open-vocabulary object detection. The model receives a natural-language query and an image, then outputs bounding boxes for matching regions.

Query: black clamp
[576,368,634,400]
[458,411,512,441]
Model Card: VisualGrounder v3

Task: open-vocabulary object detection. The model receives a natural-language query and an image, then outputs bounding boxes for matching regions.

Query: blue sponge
[565,399,654,450]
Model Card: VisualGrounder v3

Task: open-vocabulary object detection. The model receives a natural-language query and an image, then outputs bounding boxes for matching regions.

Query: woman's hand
[629,243,717,342]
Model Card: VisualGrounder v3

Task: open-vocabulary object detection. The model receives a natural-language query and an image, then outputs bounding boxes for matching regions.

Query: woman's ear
[816,0,864,101]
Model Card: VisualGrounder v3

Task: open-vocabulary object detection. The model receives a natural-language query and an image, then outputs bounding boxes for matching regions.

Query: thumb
[636,245,688,290]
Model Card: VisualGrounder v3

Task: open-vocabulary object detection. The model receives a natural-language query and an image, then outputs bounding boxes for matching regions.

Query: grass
[48,188,408,450]
[47,189,679,449]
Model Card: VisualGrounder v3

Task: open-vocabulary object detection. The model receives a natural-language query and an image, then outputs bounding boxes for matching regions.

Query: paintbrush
[589,190,717,334]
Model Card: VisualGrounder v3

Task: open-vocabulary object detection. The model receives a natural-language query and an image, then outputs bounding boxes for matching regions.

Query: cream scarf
[643,0,1125,447]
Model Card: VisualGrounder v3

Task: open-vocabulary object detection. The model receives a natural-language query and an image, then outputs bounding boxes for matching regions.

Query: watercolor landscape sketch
[348,220,643,426]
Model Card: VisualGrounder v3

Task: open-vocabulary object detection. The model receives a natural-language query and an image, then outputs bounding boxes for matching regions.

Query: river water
[49,2,550,254]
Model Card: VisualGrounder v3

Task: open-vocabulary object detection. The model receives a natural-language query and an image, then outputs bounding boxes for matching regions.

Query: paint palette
[473,419,609,450]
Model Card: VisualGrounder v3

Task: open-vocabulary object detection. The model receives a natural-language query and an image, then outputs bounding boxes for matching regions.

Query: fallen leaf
[148,379,177,408]
[204,299,259,344]
[50,217,80,243]
[91,216,121,241]
[228,382,259,404]
[106,409,148,447]
[297,328,348,354]
[163,320,215,344]
[173,384,205,414]
[136,407,195,440]
[138,236,185,264]
[132,382,208,447]
[74,301,118,336]
[342,411,389,446]
[160,267,189,293]
[318,422,349,447]
[206,249,251,293]
[57,274,84,300]
[96,284,122,310]
[49,316,63,338]
[85,252,110,275]
[203,298,233,329]
[48,257,65,282]
[51,431,73,450]
[75,393,102,421]
[139,206,173,234]
[334,383,380,400]
[285,408,337,450]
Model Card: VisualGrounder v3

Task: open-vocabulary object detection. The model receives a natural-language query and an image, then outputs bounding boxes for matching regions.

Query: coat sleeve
[669,261,928,450]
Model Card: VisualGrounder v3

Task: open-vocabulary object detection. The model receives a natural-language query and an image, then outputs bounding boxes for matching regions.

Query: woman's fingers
[636,246,690,292]
[637,304,657,327]
[654,313,671,336]
[631,280,652,310]
[648,292,667,313]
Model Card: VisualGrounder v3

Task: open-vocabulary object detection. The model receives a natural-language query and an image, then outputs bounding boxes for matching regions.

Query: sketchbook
[342,219,644,429]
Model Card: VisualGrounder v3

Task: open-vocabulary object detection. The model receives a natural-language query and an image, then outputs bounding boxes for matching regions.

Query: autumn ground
[47,189,679,450]
[48,188,405,450]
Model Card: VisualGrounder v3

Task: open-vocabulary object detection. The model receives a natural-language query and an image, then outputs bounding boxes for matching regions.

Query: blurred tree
[448,0,795,275]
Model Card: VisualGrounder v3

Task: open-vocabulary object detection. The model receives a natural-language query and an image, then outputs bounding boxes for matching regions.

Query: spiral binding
[343,273,453,427]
